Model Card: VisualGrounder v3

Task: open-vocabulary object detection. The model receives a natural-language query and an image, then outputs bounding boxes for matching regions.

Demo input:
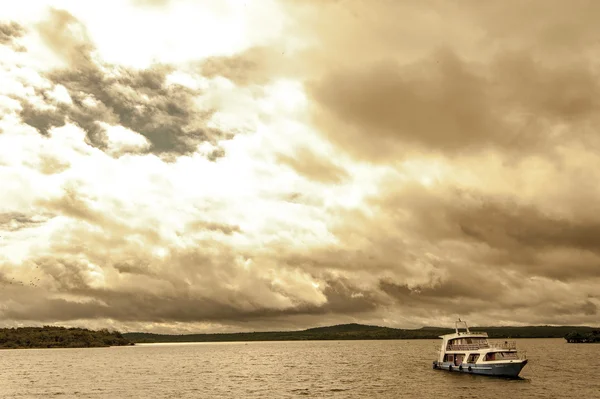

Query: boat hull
[432,360,528,378]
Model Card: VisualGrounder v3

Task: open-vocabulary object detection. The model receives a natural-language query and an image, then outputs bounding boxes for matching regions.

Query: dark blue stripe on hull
[433,360,527,378]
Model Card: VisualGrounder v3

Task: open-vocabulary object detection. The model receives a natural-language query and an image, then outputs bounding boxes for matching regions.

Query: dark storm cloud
[45,65,222,156]
[376,262,532,316]
[581,300,597,316]
[308,50,600,160]
[380,269,505,302]
[38,283,373,323]
[113,262,155,277]
[379,279,598,322]
[318,278,382,314]
[1,255,382,324]
[285,245,408,274]
[1,292,279,323]
[253,180,600,324]
[381,186,600,253]
[371,185,600,282]
[453,199,600,254]
[17,8,226,158]
[466,0,600,55]
[19,101,68,136]
[309,51,497,157]
[379,281,465,313]
[279,0,600,162]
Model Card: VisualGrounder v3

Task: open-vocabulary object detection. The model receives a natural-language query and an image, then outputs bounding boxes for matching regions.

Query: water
[0,339,598,398]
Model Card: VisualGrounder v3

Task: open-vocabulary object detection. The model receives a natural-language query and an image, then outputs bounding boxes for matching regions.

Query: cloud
[0,212,51,232]
[2,162,600,329]
[0,21,26,50]
[19,100,68,136]
[308,49,600,161]
[132,0,171,7]
[369,182,600,278]
[465,0,600,57]
[279,0,600,164]
[13,8,226,158]
[277,146,348,183]
[198,45,299,86]
[36,8,94,66]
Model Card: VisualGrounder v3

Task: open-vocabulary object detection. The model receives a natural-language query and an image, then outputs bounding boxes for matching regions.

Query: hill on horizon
[122,323,600,343]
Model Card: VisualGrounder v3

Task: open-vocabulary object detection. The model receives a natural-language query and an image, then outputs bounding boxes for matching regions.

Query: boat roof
[439,319,488,339]
[439,331,488,339]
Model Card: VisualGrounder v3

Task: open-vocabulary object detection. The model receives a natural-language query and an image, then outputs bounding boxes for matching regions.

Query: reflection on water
[0,338,598,398]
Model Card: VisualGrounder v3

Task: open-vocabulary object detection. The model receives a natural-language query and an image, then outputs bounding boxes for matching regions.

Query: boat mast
[455,317,470,335]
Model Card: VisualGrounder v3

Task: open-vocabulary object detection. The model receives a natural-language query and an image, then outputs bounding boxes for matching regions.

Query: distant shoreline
[564,330,600,344]
[3,324,597,348]
[0,326,133,349]
[123,323,600,344]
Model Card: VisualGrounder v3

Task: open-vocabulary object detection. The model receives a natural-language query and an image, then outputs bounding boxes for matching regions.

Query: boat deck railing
[446,343,490,351]
[446,340,518,351]
[489,340,517,350]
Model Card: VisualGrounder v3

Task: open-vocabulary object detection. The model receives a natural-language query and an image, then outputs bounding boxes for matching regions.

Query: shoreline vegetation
[123,323,599,344]
[2,324,598,348]
[564,330,600,343]
[0,326,133,349]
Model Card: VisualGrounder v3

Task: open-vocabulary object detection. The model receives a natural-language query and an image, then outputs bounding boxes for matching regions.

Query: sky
[1,0,599,334]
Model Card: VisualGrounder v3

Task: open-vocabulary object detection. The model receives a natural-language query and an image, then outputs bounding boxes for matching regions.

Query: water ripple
[0,339,597,398]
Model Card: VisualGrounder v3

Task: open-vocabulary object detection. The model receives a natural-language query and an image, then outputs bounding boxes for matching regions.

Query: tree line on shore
[564,330,600,343]
[0,326,132,349]
[123,323,600,343]
[2,324,598,348]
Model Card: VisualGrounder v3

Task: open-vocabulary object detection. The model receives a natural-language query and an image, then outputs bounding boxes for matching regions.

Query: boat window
[484,352,519,361]
[495,352,519,360]
[467,354,480,363]
[447,337,489,350]
[445,353,466,365]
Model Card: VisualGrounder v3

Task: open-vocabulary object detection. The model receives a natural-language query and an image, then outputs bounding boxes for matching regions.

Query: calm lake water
[0,338,598,398]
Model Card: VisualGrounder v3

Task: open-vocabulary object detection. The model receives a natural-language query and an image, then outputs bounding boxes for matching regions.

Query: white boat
[432,319,528,378]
